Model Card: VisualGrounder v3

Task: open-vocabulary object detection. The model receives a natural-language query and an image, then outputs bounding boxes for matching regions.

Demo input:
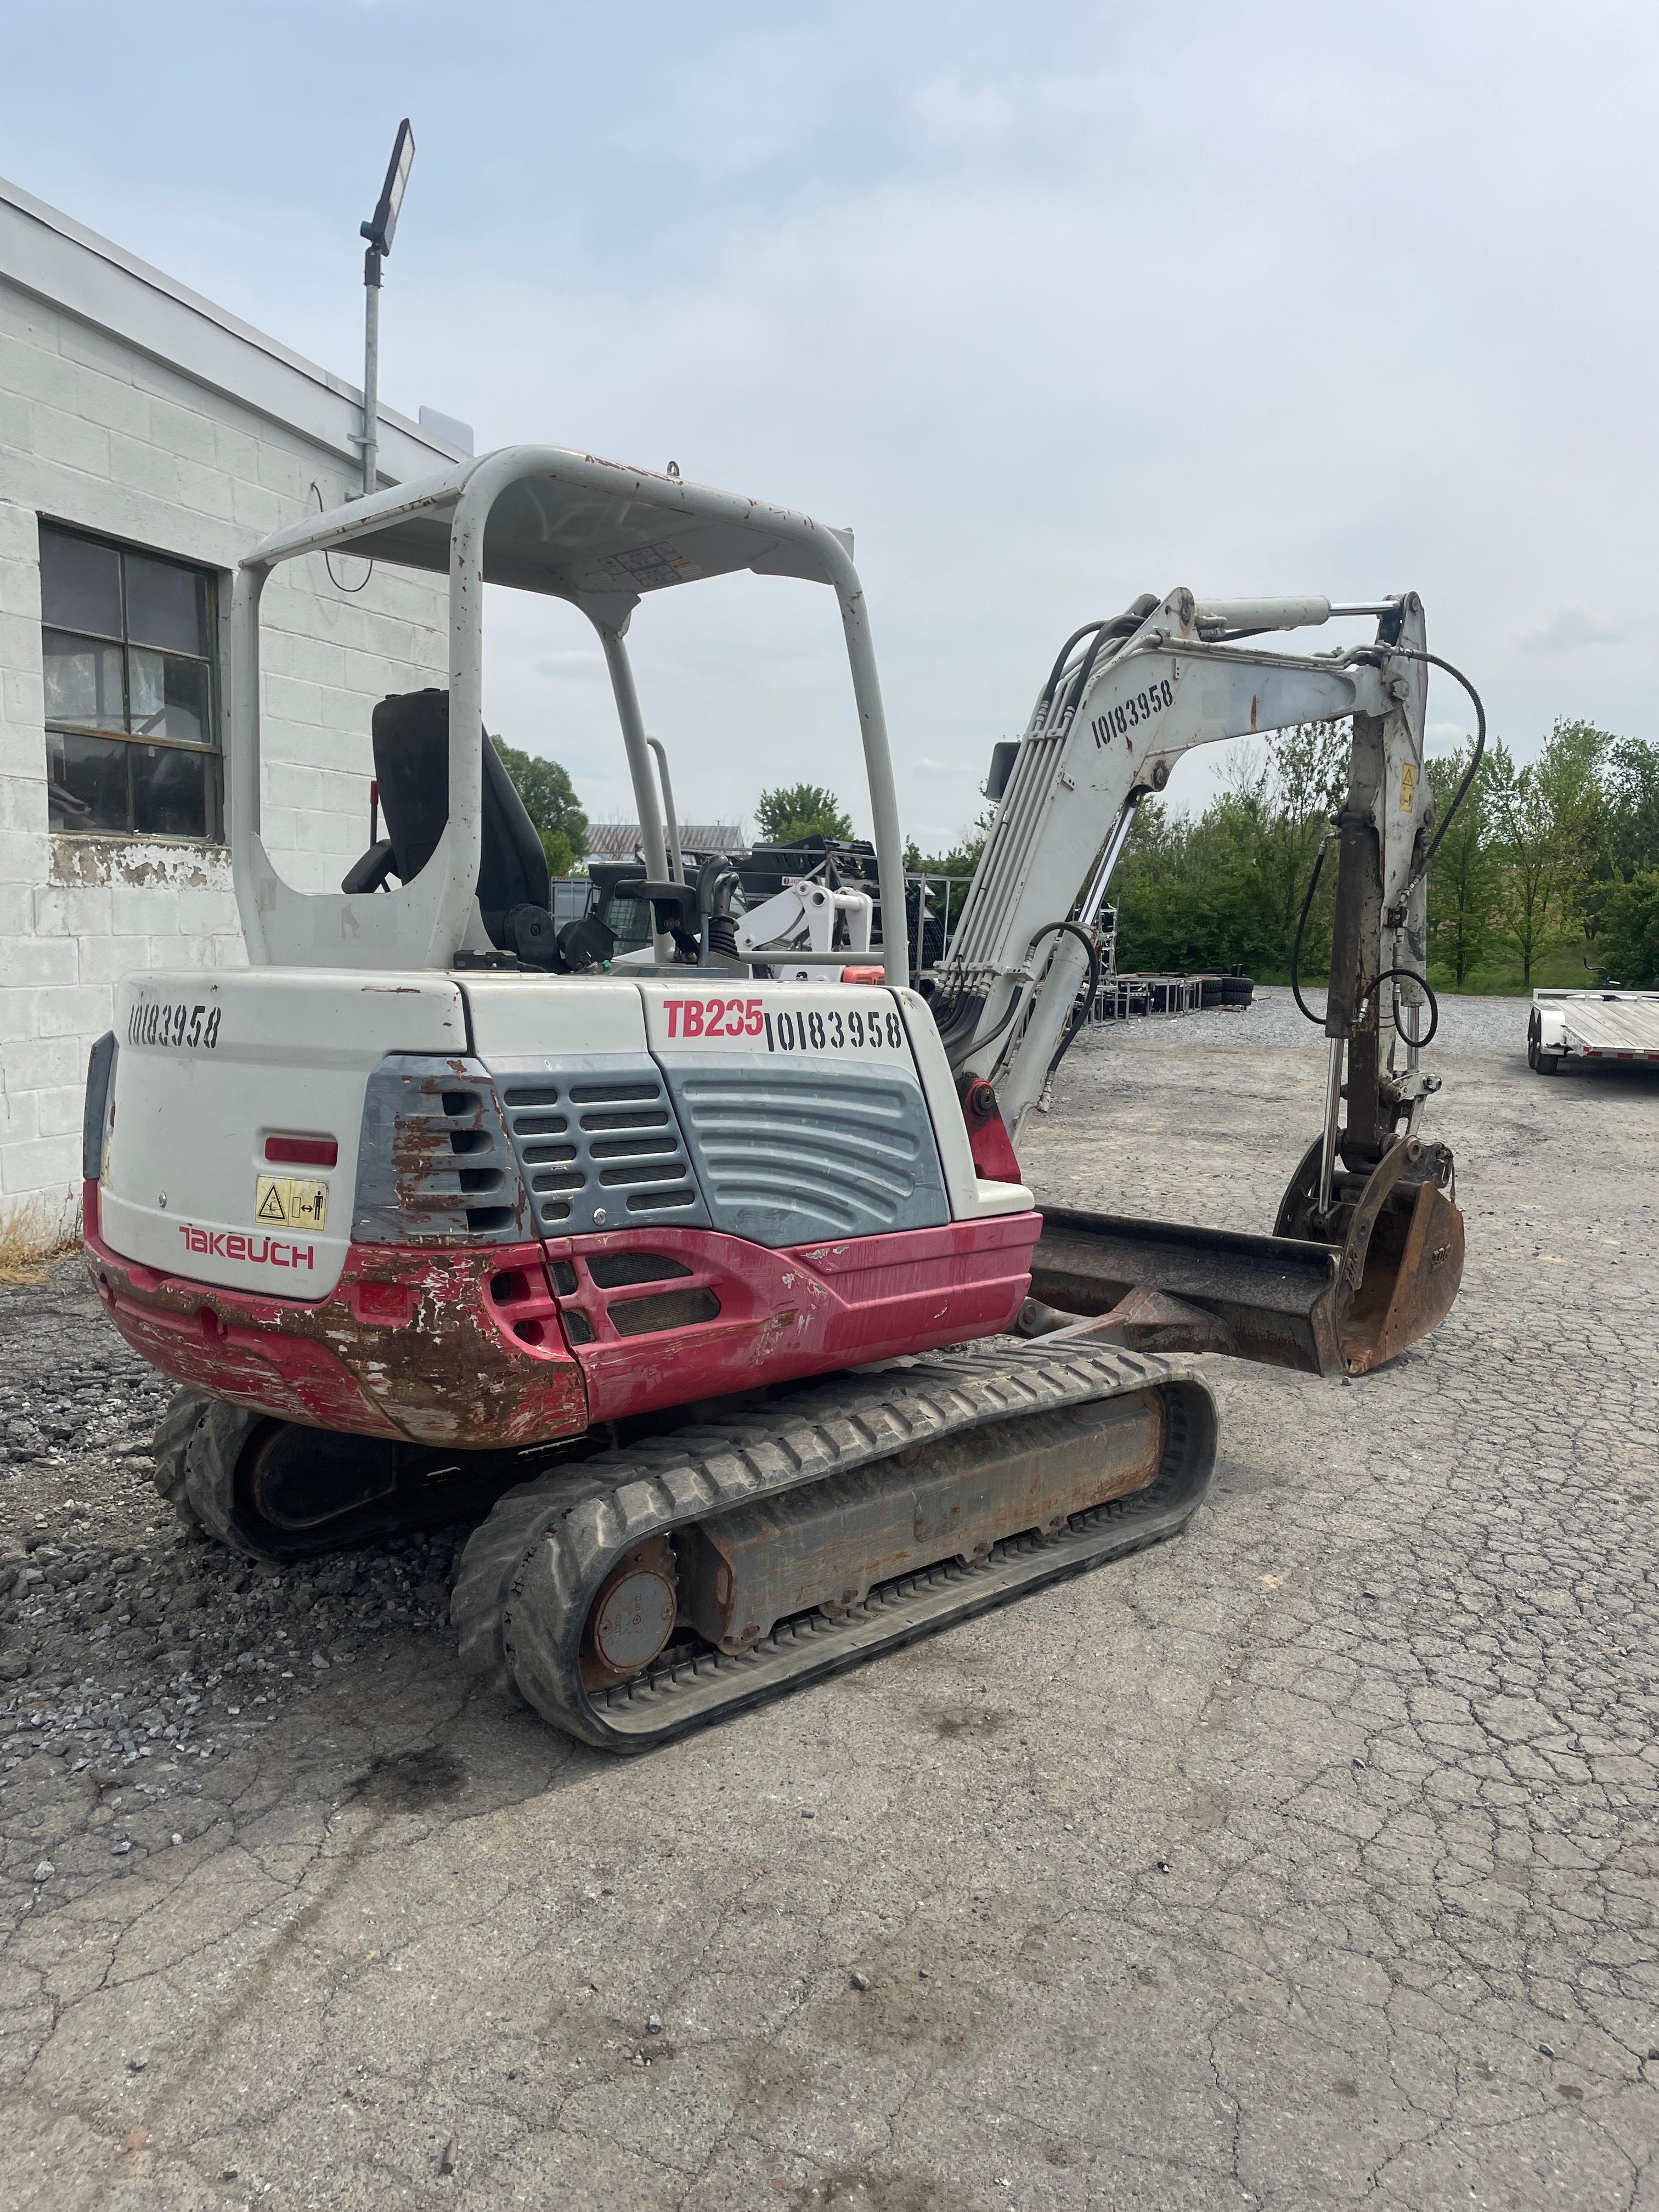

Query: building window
[41,524,222,840]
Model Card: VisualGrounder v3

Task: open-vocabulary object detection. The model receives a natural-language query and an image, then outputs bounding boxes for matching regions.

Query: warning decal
[1399,761,1418,812]
[255,1175,329,1232]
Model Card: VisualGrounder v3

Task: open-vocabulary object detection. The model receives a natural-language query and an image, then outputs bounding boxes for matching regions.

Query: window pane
[602,894,653,952]
[128,647,212,745]
[126,552,212,657]
[48,730,129,833]
[43,629,125,730]
[40,530,122,637]
[132,744,208,838]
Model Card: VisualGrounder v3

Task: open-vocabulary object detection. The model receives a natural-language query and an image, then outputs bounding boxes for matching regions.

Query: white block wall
[0,271,450,1224]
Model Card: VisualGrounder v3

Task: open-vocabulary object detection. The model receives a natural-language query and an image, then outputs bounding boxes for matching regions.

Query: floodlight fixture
[355,120,416,499]
[362,120,416,259]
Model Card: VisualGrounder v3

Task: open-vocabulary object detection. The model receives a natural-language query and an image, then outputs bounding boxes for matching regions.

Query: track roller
[453,1340,1217,1751]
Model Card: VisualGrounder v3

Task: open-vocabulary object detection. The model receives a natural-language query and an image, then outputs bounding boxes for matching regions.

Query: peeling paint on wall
[49,837,234,891]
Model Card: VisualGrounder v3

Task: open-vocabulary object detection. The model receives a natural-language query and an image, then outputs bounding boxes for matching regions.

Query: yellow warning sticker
[255,1175,329,1232]
[1399,761,1418,812]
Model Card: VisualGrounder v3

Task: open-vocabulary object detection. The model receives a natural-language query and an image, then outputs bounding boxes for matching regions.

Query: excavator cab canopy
[230,447,907,978]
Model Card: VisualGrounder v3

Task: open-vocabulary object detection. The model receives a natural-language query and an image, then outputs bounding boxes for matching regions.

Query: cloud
[1519,604,1626,657]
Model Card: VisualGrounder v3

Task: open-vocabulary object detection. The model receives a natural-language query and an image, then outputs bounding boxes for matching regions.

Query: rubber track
[452,1340,1217,1751]
[151,1389,215,1530]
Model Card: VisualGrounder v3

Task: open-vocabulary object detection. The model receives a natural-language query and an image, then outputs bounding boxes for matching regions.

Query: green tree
[1425,744,1498,984]
[905,812,992,940]
[493,738,588,878]
[1110,798,1280,975]
[1486,723,1605,984]
[1111,722,1345,978]
[1601,736,1659,882]
[1217,721,1350,970]
[755,783,853,844]
[1594,868,1659,986]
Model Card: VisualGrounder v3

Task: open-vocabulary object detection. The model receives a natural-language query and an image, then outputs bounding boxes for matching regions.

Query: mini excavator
[81,449,1472,1748]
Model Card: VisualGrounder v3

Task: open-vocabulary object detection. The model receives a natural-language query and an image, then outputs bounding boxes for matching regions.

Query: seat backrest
[370,689,550,944]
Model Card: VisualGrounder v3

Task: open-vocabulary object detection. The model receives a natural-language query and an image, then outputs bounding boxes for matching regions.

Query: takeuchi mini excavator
[81,447,1473,1750]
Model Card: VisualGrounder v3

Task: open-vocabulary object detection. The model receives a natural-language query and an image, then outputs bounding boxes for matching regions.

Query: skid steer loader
[81,448,1472,1749]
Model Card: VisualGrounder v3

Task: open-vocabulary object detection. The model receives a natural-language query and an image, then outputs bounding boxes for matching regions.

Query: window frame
[40,521,225,845]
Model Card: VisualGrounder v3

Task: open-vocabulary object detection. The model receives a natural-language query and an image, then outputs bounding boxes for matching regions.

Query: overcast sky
[8,1,1657,845]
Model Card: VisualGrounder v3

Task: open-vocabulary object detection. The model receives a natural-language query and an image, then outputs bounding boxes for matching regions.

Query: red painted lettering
[665,1000,681,1037]
[703,997,725,1037]
[174,1223,314,1271]
[682,1000,704,1039]
[745,997,764,1036]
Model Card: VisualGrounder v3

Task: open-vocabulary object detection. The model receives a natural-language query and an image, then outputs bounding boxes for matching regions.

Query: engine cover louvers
[490,1053,710,1238]
[352,1056,531,1244]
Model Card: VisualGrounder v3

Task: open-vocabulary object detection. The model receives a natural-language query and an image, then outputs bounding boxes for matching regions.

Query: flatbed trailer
[1529,988,1659,1074]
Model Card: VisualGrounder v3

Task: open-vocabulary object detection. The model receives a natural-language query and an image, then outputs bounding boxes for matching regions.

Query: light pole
[357,120,415,498]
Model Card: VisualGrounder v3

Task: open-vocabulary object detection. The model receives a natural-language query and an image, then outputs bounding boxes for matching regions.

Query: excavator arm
[939,587,1466,1378]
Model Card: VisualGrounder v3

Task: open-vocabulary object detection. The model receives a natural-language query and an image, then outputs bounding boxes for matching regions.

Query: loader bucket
[1028,1137,1465,1380]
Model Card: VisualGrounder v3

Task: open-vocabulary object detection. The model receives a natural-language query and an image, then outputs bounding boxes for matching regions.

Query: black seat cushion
[370,689,550,947]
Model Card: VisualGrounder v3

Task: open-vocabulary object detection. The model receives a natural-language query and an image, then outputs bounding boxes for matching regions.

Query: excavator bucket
[1026,1139,1464,1379]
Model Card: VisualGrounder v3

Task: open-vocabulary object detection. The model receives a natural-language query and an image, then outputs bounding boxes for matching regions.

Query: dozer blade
[1028,1136,1465,1380]
[1026,1207,1347,1377]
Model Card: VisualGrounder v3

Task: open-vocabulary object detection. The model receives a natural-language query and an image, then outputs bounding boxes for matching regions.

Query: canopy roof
[244,445,854,627]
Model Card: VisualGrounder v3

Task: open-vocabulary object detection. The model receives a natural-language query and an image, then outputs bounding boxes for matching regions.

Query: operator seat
[341,688,566,964]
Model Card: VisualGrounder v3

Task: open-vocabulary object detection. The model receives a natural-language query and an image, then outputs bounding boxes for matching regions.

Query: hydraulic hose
[1383,647,1487,887]
[1039,621,1109,710]
[1028,918,1103,1085]
[1290,848,1440,1048]
[1366,964,1441,1049]
[1290,834,1334,1026]
[1288,640,1483,1028]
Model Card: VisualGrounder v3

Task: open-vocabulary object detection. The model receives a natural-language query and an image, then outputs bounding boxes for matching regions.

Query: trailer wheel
[1536,1052,1559,1075]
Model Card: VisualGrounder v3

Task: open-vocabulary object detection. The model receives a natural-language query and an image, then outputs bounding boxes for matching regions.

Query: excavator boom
[940,587,1466,1376]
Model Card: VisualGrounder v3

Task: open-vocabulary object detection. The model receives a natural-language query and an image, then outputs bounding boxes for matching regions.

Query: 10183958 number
[1092,676,1173,748]
[128,1001,221,1050]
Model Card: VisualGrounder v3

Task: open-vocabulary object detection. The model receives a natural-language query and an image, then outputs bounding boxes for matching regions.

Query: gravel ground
[1,990,1656,2211]
[1104,983,1531,1057]
[0,1314,465,1776]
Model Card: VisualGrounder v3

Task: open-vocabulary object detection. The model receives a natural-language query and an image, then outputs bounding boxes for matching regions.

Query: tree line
[1108,719,1659,991]
[499,738,1659,992]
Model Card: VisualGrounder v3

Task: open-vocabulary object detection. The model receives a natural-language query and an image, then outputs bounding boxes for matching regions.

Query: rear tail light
[264,1135,338,1168]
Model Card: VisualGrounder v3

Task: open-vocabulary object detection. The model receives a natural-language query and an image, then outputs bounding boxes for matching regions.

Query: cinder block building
[0,174,466,1235]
